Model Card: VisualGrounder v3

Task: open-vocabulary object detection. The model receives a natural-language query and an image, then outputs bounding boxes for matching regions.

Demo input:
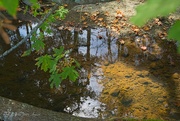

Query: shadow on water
[0,18,180,120]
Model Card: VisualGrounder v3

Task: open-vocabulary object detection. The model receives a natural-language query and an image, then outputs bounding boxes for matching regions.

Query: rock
[157,97,165,103]
[109,88,120,97]
[121,96,133,107]
[172,73,179,79]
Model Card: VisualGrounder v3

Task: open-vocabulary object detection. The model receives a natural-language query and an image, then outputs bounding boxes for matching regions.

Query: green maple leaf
[49,72,62,88]
[32,38,45,51]
[35,55,55,72]
[55,7,68,19]
[53,47,64,57]
[60,66,79,82]
[1,0,18,16]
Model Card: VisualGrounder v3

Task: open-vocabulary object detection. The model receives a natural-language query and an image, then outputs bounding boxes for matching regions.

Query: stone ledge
[0,96,102,121]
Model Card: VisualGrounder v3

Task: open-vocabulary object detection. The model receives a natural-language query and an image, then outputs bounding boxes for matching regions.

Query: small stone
[172,73,179,79]
[104,61,109,66]
[157,98,165,103]
[110,88,120,97]
[121,96,133,107]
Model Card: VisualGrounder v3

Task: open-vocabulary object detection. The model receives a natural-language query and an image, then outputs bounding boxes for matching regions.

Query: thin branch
[0,4,59,58]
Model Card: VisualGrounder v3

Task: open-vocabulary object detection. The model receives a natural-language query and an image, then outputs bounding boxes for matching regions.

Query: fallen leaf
[83,21,87,25]
[81,16,86,21]
[84,12,89,16]
[63,4,68,8]
[0,27,10,44]
[2,23,17,31]
[104,11,109,16]
[112,19,119,24]
[98,18,103,21]
[143,26,150,31]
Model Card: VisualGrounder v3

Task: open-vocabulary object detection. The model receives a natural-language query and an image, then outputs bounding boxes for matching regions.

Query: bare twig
[0,4,59,58]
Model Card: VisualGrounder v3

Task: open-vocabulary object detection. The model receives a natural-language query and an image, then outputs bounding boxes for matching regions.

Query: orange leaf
[0,28,10,44]
[3,19,12,24]
[98,18,103,21]
[2,23,17,31]
[104,11,109,16]
[81,16,86,21]
[112,19,119,24]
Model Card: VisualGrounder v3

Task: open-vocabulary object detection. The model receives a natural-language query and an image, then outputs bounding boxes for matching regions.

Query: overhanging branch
[0,4,59,58]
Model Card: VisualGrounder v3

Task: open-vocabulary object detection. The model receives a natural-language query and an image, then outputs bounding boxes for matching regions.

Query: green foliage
[54,6,69,19]
[19,4,79,88]
[0,0,37,16]
[130,0,180,26]
[0,0,18,16]
[168,20,180,40]
[36,55,55,72]
[60,66,79,81]
[49,73,62,88]
[36,47,79,88]
[130,0,180,53]
[31,3,41,17]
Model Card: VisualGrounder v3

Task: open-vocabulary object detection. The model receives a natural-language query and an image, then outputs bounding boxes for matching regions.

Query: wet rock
[172,73,179,79]
[125,75,132,78]
[121,96,133,107]
[109,88,120,97]
[138,78,151,85]
[104,61,110,66]
[157,97,165,103]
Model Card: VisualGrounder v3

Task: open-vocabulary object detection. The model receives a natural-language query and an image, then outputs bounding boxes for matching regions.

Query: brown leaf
[143,26,150,31]
[81,16,86,21]
[0,28,10,44]
[98,18,103,21]
[3,19,12,24]
[0,6,6,11]
[2,23,17,31]
[84,12,89,16]
[112,19,119,24]
[63,4,68,8]
[104,11,109,16]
